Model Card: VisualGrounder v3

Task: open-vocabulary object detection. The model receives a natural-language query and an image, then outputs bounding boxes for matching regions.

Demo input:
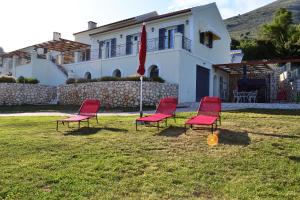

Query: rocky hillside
[225,0,300,40]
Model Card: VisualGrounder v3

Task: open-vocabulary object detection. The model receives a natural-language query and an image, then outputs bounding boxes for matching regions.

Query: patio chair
[185,96,221,134]
[136,97,178,131]
[248,90,257,103]
[56,99,101,131]
[233,90,241,103]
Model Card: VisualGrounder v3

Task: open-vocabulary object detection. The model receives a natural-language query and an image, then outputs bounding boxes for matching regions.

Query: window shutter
[159,28,166,50]
[177,24,184,35]
[208,32,213,48]
[126,35,132,55]
[111,38,116,57]
[199,31,205,44]
[98,41,104,59]
[86,49,91,61]
[177,24,185,48]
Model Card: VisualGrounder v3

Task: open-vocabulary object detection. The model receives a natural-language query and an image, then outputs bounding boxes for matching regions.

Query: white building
[1,3,231,103]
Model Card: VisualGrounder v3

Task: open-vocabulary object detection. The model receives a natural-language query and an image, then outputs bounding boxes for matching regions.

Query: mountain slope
[224,0,300,40]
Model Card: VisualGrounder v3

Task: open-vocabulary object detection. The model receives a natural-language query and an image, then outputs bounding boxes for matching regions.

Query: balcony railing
[183,36,192,52]
[65,36,192,64]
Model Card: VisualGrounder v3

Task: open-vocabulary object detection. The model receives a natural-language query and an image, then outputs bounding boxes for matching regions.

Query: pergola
[34,38,90,53]
[1,50,30,58]
[213,58,300,103]
[213,58,300,74]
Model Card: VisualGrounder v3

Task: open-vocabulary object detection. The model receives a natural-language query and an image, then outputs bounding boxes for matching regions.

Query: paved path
[0,103,299,117]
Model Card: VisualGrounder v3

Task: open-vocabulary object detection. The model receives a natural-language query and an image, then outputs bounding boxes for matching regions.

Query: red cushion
[185,115,217,125]
[57,115,91,122]
[136,113,172,122]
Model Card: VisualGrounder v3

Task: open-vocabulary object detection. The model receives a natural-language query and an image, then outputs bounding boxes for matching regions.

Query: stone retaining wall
[0,83,57,105]
[58,81,178,107]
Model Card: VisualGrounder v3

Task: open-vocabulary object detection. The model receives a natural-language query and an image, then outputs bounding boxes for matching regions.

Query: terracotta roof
[74,8,192,36]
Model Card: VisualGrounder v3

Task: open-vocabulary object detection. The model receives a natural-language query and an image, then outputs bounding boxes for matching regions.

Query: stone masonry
[0,83,57,105]
[57,81,178,107]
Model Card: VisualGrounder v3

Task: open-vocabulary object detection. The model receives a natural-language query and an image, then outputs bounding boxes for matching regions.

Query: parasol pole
[139,75,143,117]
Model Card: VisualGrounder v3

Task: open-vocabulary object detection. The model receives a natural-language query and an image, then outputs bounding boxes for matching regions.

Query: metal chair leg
[135,121,138,131]
[56,121,58,131]
[87,119,89,128]
[157,122,159,131]
[96,115,99,124]
[78,121,80,129]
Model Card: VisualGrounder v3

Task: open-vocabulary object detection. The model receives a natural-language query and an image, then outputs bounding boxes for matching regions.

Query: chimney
[53,32,61,41]
[88,21,97,30]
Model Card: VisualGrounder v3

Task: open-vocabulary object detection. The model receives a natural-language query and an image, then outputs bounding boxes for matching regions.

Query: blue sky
[0,0,276,52]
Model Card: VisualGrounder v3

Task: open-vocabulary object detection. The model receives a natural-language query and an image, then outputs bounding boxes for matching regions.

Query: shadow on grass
[218,129,251,146]
[63,126,128,136]
[288,156,300,162]
[250,132,300,139]
[227,109,300,116]
[157,126,186,137]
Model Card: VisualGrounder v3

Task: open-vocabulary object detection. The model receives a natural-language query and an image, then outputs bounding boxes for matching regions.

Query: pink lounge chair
[56,99,101,131]
[185,96,221,134]
[136,97,178,131]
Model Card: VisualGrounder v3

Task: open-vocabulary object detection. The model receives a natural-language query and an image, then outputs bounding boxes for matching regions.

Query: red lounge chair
[185,96,221,134]
[136,97,178,131]
[56,99,101,131]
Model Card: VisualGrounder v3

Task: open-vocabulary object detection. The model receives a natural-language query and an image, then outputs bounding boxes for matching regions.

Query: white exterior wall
[191,4,231,64]
[16,58,67,86]
[64,49,181,84]
[16,63,33,78]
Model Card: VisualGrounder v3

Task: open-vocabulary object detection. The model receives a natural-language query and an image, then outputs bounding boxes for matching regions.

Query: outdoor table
[233,91,257,103]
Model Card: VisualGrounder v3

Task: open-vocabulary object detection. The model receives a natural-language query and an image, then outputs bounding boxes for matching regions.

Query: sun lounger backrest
[156,97,178,115]
[79,99,101,117]
[197,96,221,117]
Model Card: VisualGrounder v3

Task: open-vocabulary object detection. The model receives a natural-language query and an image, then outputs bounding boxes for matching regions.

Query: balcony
[71,33,191,63]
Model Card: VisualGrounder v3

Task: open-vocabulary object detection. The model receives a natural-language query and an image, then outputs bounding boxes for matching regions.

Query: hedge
[0,76,16,83]
[66,76,165,84]
[17,76,39,84]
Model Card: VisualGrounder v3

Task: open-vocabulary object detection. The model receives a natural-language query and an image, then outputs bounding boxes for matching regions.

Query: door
[196,65,210,102]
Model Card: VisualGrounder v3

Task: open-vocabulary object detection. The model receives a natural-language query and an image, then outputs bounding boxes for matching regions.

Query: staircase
[56,64,68,76]
[50,58,68,77]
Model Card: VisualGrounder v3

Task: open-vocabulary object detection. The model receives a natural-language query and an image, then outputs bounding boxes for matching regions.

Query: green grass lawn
[0,110,300,199]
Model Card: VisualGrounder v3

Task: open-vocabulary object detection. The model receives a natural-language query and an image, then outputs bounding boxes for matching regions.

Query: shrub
[151,77,165,83]
[0,76,16,83]
[66,76,165,84]
[99,76,119,81]
[66,78,76,84]
[17,76,25,83]
[17,76,39,84]
[75,78,89,84]
[25,78,39,84]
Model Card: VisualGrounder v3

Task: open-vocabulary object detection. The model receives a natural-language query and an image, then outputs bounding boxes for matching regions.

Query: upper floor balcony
[69,33,191,64]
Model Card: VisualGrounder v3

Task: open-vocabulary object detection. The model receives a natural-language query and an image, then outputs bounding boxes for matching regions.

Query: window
[199,31,213,48]
[112,69,121,78]
[84,72,91,80]
[149,65,159,78]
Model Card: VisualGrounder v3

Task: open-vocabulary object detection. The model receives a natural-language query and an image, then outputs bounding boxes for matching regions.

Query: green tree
[238,39,279,60]
[260,8,300,57]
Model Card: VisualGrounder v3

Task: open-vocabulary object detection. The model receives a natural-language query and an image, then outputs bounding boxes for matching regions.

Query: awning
[201,23,221,40]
